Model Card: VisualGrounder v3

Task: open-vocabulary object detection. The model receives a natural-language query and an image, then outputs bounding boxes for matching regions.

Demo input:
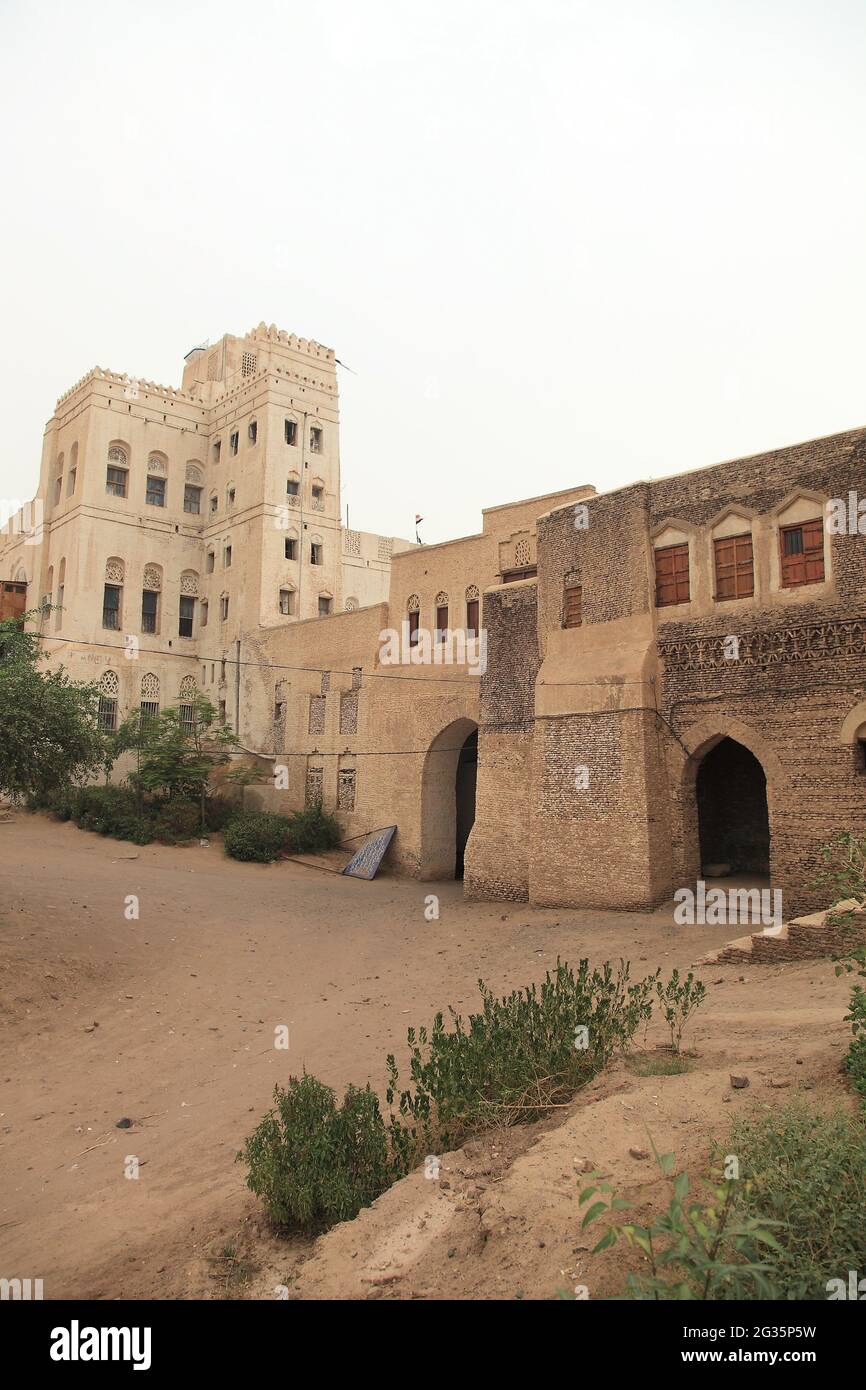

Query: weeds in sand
[576,1141,783,1300]
[208,1235,259,1297]
[626,1052,694,1077]
[655,970,707,1055]
[731,1099,866,1297]
[815,833,866,1108]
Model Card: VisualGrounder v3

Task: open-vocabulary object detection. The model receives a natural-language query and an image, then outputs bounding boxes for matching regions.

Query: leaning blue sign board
[342,826,397,880]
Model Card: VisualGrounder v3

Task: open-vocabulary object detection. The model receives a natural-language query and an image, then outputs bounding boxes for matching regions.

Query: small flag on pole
[415,513,424,544]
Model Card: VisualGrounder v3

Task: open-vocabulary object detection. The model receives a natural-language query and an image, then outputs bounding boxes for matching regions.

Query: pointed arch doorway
[420,717,478,879]
[694,736,770,875]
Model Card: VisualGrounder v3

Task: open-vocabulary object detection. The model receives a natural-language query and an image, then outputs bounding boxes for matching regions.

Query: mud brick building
[2,323,864,914]
[468,428,866,915]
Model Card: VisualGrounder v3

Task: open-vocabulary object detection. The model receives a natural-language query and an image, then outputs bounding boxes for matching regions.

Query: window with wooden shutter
[713,533,754,600]
[141,589,158,634]
[408,609,420,646]
[654,543,690,607]
[563,582,582,628]
[102,583,121,629]
[435,605,448,642]
[179,594,195,637]
[501,567,537,583]
[466,598,479,637]
[780,519,824,587]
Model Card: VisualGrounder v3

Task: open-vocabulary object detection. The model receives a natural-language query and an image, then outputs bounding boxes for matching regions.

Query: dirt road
[0,814,852,1299]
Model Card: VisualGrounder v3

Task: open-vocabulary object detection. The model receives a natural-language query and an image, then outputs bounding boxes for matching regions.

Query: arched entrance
[455,729,478,878]
[420,717,478,879]
[695,737,770,875]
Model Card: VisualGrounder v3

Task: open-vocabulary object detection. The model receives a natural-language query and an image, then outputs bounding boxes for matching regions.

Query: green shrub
[731,1099,866,1298]
[576,1145,783,1300]
[386,958,658,1155]
[28,786,77,820]
[150,798,200,844]
[285,802,342,854]
[223,811,291,862]
[238,1074,397,1231]
[844,986,866,1106]
[813,830,866,909]
[655,969,707,1055]
[51,791,75,821]
[240,958,665,1235]
[72,785,142,838]
[204,796,237,832]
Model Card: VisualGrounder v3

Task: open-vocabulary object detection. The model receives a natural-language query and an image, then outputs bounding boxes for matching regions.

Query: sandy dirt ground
[0,813,854,1300]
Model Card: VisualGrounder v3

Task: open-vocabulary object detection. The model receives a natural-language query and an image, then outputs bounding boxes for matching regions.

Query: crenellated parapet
[56,367,204,409]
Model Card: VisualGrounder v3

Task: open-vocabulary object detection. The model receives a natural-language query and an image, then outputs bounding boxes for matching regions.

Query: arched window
[435,591,449,643]
[142,565,162,634]
[465,584,480,637]
[140,672,160,725]
[178,675,197,733]
[310,534,323,566]
[67,443,78,496]
[106,445,129,499]
[97,671,119,732]
[103,558,124,630]
[146,454,167,508]
[179,572,198,638]
[184,462,203,514]
[407,593,420,646]
[55,559,66,631]
[54,454,64,506]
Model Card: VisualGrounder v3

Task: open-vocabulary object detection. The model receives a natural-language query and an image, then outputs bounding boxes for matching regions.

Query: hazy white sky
[1,0,864,542]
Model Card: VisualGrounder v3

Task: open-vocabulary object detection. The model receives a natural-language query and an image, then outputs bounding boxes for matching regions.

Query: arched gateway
[419,717,479,879]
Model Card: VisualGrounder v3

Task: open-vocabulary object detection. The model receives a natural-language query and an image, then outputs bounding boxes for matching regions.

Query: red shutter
[780,519,824,587]
[655,543,690,607]
[714,533,754,599]
[563,583,582,628]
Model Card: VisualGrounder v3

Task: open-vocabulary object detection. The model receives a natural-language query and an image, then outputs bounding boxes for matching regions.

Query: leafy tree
[0,610,107,803]
[116,692,237,834]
